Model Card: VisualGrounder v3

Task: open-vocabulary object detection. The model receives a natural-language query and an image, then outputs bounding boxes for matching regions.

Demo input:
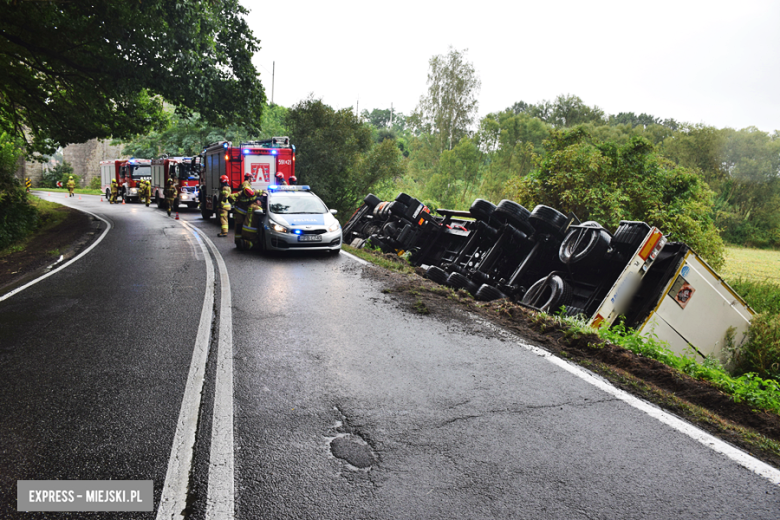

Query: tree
[0,0,265,155]
[285,98,403,217]
[410,47,481,154]
[510,128,725,268]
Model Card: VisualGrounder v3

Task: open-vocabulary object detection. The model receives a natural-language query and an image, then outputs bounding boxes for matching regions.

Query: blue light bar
[223,142,229,149]
[271,150,278,155]
[243,149,250,154]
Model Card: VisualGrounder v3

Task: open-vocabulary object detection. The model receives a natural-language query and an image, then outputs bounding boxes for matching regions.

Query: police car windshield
[268,195,328,214]
[130,165,151,179]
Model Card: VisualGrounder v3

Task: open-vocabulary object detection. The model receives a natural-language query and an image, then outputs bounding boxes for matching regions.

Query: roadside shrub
[727,278,780,315]
[89,176,101,189]
[39,161,75,188]
[0,132,39,250]
[729,313,780,382]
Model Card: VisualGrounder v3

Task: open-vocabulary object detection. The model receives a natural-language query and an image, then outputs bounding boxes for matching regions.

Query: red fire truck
[199,137,295,219]
[150,156,201,210]
[98,158,151,202]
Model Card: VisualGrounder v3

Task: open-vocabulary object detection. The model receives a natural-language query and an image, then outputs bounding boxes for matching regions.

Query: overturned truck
[344,193,753,362]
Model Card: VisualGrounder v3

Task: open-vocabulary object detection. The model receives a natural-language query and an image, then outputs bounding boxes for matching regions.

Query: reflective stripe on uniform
[234,207,247,215]
[242,225,257,232]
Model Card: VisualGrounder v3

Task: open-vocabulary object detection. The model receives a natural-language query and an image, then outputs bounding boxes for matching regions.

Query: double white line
[156,221,235,520]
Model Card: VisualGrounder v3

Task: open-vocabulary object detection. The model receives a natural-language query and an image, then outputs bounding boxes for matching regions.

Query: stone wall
[62,139,127,187]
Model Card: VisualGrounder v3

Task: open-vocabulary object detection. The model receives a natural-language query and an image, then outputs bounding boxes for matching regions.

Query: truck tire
[389,201,408,218]
[469,199,496,222]
[492,200,534,235]
[395,192,413,206]
[105,188,110,200]
[475,284,506,302]
[558,223,611,267]
[364,193,381,209]
[528,205,568,238]
[426,265,450,286]
[447,272,478,295]
[200,200,213,220]
[612,221,652,252]
[521,275,572,313]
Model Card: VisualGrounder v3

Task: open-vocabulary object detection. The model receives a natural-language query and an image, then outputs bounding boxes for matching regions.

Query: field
[721,246,780,284]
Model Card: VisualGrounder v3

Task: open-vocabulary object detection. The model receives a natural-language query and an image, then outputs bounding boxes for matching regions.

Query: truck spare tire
[521,274,572,313]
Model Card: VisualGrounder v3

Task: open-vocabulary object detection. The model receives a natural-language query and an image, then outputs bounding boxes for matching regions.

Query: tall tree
[410,47,481,154]
[0,0,265,155]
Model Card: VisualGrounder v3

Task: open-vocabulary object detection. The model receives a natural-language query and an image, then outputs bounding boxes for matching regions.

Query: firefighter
[218,175,231,237]
[165,178,177,216]
[231,185,255,247]
[110,179,118,204]
[241,172,252,189]
[239,194,264,250]
[67,175,75,197]
[289,175,297,186]
[141,179,152,207]
[275,172,288,186]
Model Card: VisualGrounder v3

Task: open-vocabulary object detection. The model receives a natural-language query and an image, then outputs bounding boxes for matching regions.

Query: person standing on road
[218,175,231,237]
[165,178,177,216]
[67,176,75,197]
[231,185,255,247]
[239,194,264,250]
[141,179,152,207]
[110,179,118,204]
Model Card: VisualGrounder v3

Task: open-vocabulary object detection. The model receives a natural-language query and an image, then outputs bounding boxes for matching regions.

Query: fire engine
[99,158,151,202]
[198,137,295,219]
[150,156,201,210]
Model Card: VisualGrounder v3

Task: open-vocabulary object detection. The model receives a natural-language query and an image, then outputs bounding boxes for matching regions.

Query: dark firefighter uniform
[231,185,255,247]
[239,196,264,250]
[110,179,118,204]
[141,179,152,206]
[67,176,75,197]
[165,178,177,216]
[218,175,231,237]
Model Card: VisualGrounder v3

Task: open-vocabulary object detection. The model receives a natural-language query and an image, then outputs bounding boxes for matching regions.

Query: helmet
[289,175,297,183]
[276,172,284,179]
[167,178,174,184]
[69,176,73,179]
[220,175,229,183]
[244,172,253,180]
[111,179,117,184]
[243,186,255,197]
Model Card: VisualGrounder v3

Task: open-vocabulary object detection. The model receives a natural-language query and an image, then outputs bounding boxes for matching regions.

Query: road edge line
[186,225,235,520]
[156,222,216,519]
[0,206,111,303]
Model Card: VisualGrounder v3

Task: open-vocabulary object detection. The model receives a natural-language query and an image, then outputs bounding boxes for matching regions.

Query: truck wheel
[612,221,652,253]
[559,224,611,267]
[389,201,408,218]
[173,199,180,211]
[395,192,413,206]
[528,205,568,238]
[105,189,110,200]
[200,201,213,220]
[521,275,572,313]
[426,265,450,286]
[364,193,381,209]
[447,272,478,295]
[469,199,496,222]
[492,200,534,235]
[475,284,506,302]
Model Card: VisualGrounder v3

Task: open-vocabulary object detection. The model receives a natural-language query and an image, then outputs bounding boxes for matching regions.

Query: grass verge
[35,188,103,195]
[0,196,71,257]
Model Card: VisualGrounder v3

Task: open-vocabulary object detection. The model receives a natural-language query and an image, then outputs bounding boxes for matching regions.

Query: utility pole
[271,61,275,105]
[390,103,393,127]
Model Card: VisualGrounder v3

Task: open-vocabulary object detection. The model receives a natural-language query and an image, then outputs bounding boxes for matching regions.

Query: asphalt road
[0,193,777,519]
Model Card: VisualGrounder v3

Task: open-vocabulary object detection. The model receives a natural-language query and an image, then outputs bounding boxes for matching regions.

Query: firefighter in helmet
[218,175,231,237]
[275,172,288,186]
[164,177,177,216]
[289,175,297,186]
[239,194,264,250]
[110,179,118,204]
[241,172,252,190]
[231,185,255,247]
[141,179,152,207]
[66,175,75,197]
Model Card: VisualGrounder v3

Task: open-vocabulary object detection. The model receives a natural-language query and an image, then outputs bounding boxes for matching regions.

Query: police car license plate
[298,235,322,242]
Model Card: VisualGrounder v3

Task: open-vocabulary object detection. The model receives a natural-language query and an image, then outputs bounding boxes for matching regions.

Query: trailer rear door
[244,155,275,192]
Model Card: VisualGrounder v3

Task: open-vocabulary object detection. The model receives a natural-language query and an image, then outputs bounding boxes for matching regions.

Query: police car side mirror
[330,209,338,215]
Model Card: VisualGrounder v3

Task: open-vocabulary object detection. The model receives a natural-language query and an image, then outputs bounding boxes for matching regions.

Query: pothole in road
[329,434,376,469]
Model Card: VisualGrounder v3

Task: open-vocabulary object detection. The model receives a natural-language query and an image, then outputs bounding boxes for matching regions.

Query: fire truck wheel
[105,189,110,200]
[426,265,450,286]
[492,200,535,235]
[558,225,611,267]
[364,193,381,209]
[447,272,479,295]
[470,199,496,222]
[475,284,507,302]
[528,205,568,238]
[200,201,213,220]
[521,275,572,313]
[395,192,413,206]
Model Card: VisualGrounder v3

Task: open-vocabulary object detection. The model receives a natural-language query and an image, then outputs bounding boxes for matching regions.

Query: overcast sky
[244,0,780,132]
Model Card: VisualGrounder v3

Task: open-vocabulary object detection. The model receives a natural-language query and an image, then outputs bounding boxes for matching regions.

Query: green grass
[34,187,103,195]
[343,244,415,274]
[0,195,71,257]
[722,246,780,284]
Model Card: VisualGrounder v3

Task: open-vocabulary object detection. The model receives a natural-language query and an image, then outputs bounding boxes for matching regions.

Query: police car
[261,185,342,252]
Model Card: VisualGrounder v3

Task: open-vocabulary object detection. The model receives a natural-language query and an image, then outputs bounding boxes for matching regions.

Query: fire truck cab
[199,137,295,219]
[118,159,151,202]
[151,156,201,210]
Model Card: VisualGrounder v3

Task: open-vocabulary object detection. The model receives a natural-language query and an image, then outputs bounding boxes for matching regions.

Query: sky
[243,0,780,132]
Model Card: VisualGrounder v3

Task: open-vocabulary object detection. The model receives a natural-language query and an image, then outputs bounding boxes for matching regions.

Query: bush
[40,161,75,188]
[89,176,101,189]
[729,313,780,382]
[0,132,39,250]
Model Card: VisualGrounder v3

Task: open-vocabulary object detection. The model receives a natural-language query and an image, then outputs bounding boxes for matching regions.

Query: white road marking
[477,318,780,486]
[0,206,111,303]
[341,250,370,265]
[156,223,215,519]
[185,224,235,520]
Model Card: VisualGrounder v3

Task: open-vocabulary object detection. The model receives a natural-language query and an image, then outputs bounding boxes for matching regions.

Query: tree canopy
[0,0,265,155]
